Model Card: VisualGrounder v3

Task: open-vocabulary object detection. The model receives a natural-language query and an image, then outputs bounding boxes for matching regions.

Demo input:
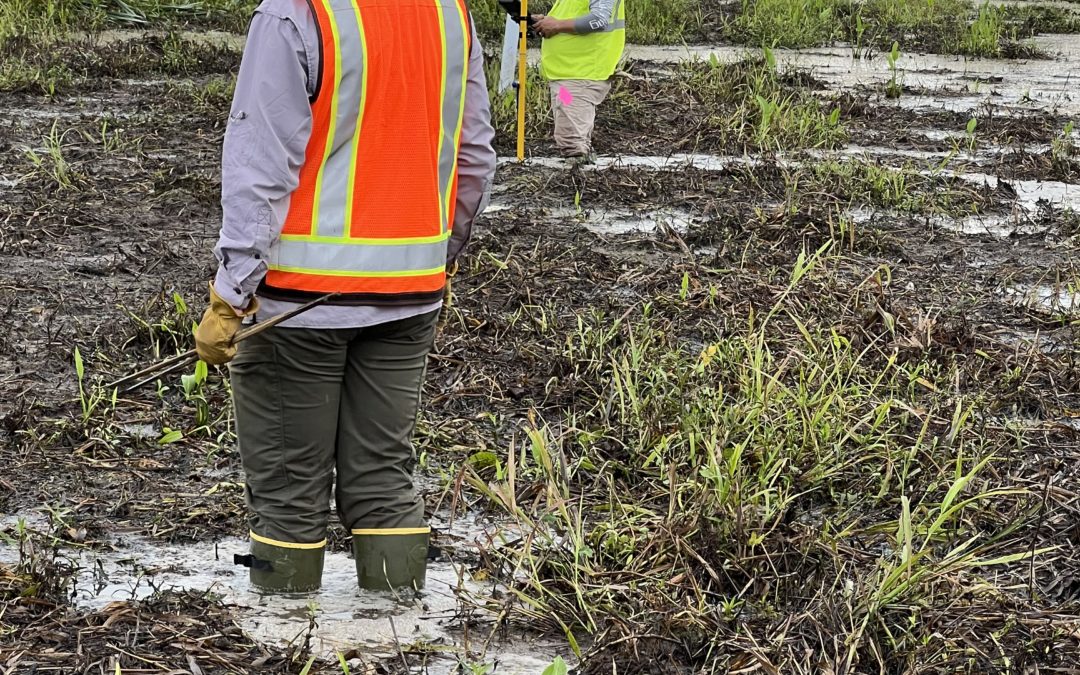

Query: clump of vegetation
[625,0,704,44]
[1002,4,1080,37]
[963,1,1007,58]
[23,121,79,190]
[485,62,552,144]
[459,251,1058,670]
[0,0,255,44]
[1051,120,1077,179]
[725,0,843,48]
[0,32,239,96]
[884,41,902,98]
[681,51,846,151]
[724,0,1046,58]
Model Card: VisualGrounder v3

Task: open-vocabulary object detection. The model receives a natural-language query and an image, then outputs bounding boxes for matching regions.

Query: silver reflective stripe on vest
[273,238,448,274]
[437,3,469,233]
[605,0,624,31]
[316,5,365,239]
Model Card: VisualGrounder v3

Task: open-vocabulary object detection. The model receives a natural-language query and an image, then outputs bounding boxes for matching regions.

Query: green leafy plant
[885,41,903,98]
[74,347,113,424]
[181,359,211,428]
[1051,120,1076,170]
[24,121,77,189]
[542,657,569,675]
[963,1,1005,57]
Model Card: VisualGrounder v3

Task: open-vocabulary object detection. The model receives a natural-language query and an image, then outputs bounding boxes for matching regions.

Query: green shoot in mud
[1052,121,1076,165]
[74,347,115,425]
[181,360,211,429]
[885,41,902,99]
[24,121,77,190]
[964,117,979,155]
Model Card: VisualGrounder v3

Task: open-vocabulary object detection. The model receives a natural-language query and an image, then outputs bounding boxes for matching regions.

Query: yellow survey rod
[516,0,528,161]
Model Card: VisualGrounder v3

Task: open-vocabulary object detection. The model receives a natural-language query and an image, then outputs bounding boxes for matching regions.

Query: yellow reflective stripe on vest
[310,3,344,237]
[342,2,370,241]
[441,2,470,233]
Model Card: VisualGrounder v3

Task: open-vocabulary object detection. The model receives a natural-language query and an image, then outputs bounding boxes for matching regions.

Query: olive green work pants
[228,310,439,545]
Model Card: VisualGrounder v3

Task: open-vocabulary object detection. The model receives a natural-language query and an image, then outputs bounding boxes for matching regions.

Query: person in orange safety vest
[193,0,496,594]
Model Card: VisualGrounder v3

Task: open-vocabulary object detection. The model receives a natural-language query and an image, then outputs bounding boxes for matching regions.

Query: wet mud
[2,9,1080,674]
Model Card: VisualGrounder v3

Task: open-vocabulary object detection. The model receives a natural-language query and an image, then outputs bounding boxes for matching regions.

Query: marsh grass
[0,0,255,42]
[726,0,1046,57]
[0,32,238,95]
[458,248,1056,671]
[725,0,843,48]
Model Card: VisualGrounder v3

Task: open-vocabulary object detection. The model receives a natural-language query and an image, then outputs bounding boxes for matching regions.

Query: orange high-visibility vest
[260,0,473,305]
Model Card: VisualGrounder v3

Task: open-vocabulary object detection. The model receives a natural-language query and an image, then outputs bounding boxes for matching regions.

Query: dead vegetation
[0,3,1079,674]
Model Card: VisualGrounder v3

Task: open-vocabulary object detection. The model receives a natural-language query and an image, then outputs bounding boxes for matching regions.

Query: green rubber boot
[236,538,325,593]
[352,528,429,591]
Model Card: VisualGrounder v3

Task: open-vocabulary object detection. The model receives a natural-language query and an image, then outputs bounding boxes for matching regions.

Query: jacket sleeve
[573,0,619,33]
[212,7,315,308]
[447,19,497,266]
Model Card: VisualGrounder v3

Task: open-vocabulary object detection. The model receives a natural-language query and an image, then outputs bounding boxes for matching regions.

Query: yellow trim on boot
[351,527,431,536]
[250,531,327,550]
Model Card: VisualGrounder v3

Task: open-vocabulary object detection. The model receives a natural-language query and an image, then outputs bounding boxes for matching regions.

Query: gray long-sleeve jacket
[573,0,621,33]
[212,0,496,329]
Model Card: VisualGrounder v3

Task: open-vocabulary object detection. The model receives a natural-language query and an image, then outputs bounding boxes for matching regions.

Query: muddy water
[499,151,1080,219]
[0,516,564,672]
[488,201,694,235]
[90,24,1080,117]
[1004,281,1080,314]
[607,34,1080,117]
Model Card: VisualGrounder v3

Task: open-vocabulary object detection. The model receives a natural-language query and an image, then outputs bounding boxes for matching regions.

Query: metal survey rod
[495,0,531,161]
[107,292,340,392]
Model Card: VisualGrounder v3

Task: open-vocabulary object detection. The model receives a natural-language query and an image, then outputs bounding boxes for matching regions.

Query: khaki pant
[229,310,439,544]
[549,79,612,157]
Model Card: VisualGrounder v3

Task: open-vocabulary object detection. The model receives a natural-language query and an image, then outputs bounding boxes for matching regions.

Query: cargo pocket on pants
[229,342,291,493]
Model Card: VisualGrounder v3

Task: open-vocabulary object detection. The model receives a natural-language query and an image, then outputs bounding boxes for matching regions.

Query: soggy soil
[2,8,1080,675]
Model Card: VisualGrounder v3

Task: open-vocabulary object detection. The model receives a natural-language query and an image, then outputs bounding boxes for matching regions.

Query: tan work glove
[194,283,259,365]
[444,261,459,307]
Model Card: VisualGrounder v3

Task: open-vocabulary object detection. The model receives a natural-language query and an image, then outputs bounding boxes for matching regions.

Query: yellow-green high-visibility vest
[540,0,625,82]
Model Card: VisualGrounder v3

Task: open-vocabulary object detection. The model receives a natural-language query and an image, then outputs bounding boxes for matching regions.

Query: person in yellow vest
[193,0,495,594]
[532,0,625,159]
